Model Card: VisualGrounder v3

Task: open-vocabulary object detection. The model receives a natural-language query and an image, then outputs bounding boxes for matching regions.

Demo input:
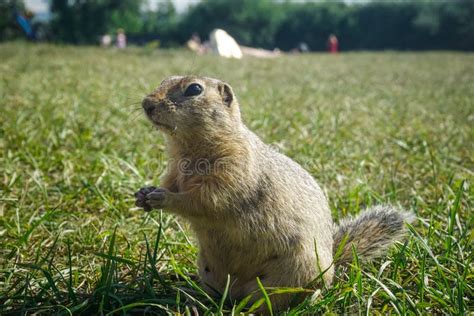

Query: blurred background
[1,0,473,52]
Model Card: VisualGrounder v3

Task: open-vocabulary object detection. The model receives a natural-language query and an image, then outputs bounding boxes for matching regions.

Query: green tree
[45,0,474,51]
[142,0,179,46]
[275,2,348,51]
[180,0,284,49]
[51,0,143,44]
[0,0,26,41]
[107,0,143,34]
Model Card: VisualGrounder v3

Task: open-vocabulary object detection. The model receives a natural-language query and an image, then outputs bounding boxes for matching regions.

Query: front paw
[134,186,157,212]
[145,188,170,210]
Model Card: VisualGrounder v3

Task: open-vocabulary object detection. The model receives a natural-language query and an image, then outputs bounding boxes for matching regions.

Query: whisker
[127,100,142,105]
[116,90,147,98]
[123,101,142,110]
[130,107,143,113]
[130,111,144,122]
[126,102,141,107]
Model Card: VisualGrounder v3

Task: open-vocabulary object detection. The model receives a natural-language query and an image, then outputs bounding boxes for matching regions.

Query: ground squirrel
[134,75,415,311]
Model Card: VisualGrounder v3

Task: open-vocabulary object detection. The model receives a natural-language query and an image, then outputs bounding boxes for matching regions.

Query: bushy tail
[333,205,415,265]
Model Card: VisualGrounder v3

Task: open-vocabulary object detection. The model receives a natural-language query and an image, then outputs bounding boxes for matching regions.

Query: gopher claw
[134,186,157,212]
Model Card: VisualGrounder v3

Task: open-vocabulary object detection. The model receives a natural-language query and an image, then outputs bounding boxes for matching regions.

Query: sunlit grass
[0,43,472,314]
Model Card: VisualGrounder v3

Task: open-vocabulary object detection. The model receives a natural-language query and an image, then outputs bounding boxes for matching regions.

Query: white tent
[209,29,243,59]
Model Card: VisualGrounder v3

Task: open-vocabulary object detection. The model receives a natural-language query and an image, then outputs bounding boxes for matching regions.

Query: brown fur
[134,76,415,312]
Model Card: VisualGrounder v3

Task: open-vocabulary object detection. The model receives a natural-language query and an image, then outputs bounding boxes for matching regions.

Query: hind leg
[232,254,334,313]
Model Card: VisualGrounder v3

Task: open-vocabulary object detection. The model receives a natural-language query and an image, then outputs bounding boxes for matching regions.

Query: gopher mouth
[142,102,176,133]
[151,119,176,132]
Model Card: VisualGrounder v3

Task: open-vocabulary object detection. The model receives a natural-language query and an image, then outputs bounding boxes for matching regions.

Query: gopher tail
[333,205,415,265]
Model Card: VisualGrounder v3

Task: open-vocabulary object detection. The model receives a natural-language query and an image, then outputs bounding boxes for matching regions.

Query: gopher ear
[218,83,234,107]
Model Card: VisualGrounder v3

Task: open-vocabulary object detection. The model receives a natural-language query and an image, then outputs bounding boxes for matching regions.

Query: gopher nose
[142,97,156,115]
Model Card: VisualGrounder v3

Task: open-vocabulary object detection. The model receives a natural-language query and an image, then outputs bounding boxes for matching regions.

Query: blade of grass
[217,274,231,314]
[256,277,273,316]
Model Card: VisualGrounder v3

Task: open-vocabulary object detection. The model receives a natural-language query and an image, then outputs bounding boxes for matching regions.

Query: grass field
[0,43,472,315]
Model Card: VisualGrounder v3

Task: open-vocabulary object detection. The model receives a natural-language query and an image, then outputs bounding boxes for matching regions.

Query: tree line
[2,0,474,51]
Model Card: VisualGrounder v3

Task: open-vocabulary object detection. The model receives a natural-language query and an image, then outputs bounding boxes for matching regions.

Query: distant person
[187,32,208,55]
[101,34,112,47]
[298,42,309,53]
[191,32,201,45]
[328,34,338,54]
[15,10,35,40]
[290,42,309,54]
[116,29,127,49]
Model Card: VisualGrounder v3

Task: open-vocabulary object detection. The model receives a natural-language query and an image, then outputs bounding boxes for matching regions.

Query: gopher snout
[142,97,157,116]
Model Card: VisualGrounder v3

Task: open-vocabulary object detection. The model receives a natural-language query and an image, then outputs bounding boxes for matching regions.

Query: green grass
[0,43,472,315]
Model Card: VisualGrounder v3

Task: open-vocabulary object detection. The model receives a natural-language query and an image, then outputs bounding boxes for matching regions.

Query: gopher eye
[184,83,203,97]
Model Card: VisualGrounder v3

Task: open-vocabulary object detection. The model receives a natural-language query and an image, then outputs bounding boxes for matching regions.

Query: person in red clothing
[328,34,339,53]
